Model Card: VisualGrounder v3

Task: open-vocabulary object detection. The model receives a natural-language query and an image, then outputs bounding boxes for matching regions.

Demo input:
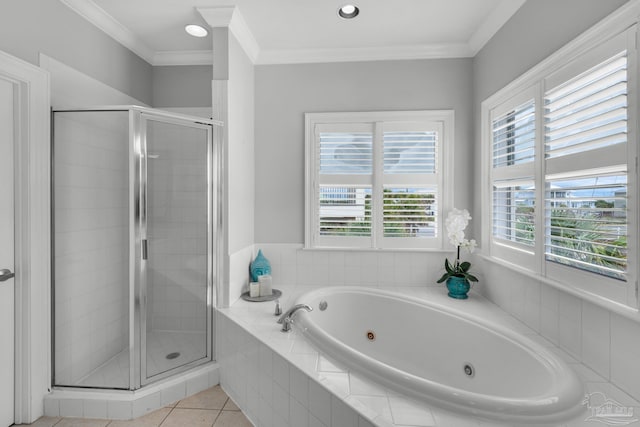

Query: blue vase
[250,249,271,282]
[446,276,470,299]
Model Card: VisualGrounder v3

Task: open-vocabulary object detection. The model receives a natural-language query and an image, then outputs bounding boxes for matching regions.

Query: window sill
[477,253,640,323]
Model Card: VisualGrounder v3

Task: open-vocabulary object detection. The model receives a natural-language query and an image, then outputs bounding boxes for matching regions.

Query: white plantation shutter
[543,42,629,281]
[545,52,627,159]
[318,186,371,237]
[492,100,535,168]
[382,187,437,238]
[314,123,373,246]
[490,94,537,263]
[319,131,372,175]
[492,179,535,246]
[380,122,442,248]
[545,173,627,280]
[383,131,437,174]
[306,112,452,249]
[482,24,638,307]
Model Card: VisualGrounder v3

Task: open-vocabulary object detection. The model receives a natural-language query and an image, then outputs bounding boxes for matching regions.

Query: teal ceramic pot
[250,249,271,282]
[446,276,470,299]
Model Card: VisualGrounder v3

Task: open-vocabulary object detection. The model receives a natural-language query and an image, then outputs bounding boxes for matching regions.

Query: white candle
[259,275,273,296]
[249,282,260,298]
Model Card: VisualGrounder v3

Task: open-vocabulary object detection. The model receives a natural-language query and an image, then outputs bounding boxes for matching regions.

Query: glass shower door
[141,115,212,383]
[52,110,131,390]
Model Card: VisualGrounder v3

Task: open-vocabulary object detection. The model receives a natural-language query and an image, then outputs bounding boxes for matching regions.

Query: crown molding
[197,6,260,63]
[468,0,526,55]
[59,0,525,66]
[196,6,235,28]
[58,0,156,64]
[227,8,260,63]
[256,43,474,65]
[153,50,213,66]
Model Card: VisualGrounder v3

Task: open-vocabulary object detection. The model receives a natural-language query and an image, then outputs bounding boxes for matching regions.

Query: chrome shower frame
[51,105,223,390]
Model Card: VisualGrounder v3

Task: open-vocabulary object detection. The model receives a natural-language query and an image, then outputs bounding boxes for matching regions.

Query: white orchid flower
[445,208,472,248]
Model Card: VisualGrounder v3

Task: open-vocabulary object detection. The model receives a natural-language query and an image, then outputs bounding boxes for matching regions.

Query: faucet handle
[281,317,292,333]
[274,299,282,316]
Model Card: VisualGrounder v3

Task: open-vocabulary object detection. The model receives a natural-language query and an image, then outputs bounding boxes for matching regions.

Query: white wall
[211,29,256,306]
[254,58,473,244]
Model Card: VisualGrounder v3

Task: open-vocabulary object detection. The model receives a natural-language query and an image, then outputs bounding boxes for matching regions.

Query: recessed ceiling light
[338,4,360,19]
[185,24,208,38]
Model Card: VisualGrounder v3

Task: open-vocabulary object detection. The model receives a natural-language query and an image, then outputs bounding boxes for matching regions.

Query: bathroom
[1,0,640,426]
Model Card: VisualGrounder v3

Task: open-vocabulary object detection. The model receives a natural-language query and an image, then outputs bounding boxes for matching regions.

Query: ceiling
[59,0,526,66]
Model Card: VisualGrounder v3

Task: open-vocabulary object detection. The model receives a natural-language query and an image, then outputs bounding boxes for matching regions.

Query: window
[490,92,538,266]
[544,48,629,282]
[305,111,453,249]
[482,26,638,307]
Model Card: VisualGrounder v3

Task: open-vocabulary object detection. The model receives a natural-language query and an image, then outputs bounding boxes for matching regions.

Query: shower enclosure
[52,106,221,390]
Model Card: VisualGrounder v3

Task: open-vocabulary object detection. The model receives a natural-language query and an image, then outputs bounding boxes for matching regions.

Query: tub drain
[463,363,475,377]
[366,331,376,341]
[166,352,180,360]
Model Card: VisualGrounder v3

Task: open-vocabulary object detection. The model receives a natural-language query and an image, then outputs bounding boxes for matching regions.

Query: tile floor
[20,386,253,427]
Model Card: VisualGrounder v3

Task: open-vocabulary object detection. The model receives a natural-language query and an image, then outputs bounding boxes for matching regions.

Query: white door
[0,76,15,426]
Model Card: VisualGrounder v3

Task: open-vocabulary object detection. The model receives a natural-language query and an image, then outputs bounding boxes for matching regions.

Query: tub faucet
[277,303,312,332]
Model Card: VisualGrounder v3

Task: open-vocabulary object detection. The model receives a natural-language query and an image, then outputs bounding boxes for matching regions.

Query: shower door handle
[142,239,148,260]
[0,269,14,282]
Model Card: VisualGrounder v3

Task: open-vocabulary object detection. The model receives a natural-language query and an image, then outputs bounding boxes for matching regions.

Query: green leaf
[465,273,479,282]
[436,272,449,283]
[444,258,453,273]
[459,261,471,272]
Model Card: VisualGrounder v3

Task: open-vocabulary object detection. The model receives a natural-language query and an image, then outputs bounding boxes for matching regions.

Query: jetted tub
[292,286,584,424]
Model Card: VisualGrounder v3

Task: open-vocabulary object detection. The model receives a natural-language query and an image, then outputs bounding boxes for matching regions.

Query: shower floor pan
[77,330,207,389]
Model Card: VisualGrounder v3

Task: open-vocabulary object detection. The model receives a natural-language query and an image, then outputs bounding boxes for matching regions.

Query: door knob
[0,269,14,282]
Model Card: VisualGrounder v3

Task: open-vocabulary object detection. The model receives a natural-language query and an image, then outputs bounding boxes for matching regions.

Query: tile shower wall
[53,112,130,385]
[146,124,208,333]
[477,259,640,402]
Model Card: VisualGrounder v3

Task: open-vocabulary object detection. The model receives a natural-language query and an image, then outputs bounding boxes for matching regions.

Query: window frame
[305,110,454,250]
[481,23,639,309]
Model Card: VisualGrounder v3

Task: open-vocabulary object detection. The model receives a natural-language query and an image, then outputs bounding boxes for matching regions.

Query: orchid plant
[436,208,479,284]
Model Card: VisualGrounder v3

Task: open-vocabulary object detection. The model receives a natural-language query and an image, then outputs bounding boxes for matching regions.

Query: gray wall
[254,59,474,244]
[471,0,629,240]
[0,0,153,105]
[152,65,213,108]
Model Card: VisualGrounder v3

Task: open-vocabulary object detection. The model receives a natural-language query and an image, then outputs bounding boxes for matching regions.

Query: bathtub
[292,286,584,424]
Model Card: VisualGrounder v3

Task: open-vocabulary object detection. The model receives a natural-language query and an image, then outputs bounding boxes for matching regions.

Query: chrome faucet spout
[277,303,312,332]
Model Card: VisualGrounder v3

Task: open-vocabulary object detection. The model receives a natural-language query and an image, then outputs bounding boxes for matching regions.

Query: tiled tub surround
[226,244,447,307]
[476,257,640,406]
[236,244,640,408]
[217,285,640,427]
